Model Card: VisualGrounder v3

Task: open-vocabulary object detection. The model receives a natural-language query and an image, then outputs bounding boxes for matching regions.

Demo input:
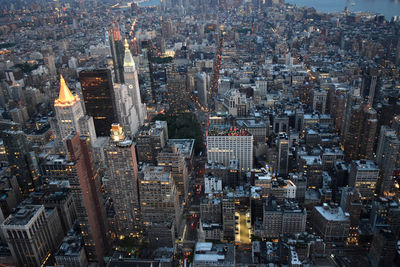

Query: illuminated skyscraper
[54,75,96,148]
[157,143,189,202]
[123,39,146,125]
[79,69,116,137]
[104,124,140,237]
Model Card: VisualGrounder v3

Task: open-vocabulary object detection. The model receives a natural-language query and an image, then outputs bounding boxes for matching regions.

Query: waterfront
[285,0,400,19]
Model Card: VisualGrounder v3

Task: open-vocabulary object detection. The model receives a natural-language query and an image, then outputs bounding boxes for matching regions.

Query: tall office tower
[376,126,400,195]
[54,75,97,148]
[277,132,289,177]
[207,128,253,171]
[139,165,181,231]
[222,193,235,240]
[361,68,378,106]
[166,64,190,113]
[342,101,377,161]
[123,39,146,125]
[79,69,116,137]
[1,205,63,266]
[41,46,57,77]
[104,124,140,237]
[312,88,327,114]
[349,160,379,200]
[113,83,140,136]
[157,143,189,202]
[136,121,168,164]
[66,134,108,264]
[340,187,362,246]
[1,130,35,196]
[196,72,208,108]
[109,23,124,84]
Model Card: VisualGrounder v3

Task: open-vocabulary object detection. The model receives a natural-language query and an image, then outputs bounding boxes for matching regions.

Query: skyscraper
[113,83,140,136]
[157,143,189,202]
[342,100,377,161]
[277,132,289,177]
[139,165,181,232]
[1,130,36,196]
[124,39,146,125]
[109,23,124,84]
[66,134,108,264]
[136,121,169,164]
[54,75,97,148]
[376,126,400,195]
[196,72,208,108]
[79,69,116,137]
[104,124,140,237]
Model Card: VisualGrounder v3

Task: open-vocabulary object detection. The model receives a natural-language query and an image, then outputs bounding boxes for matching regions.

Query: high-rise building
[376,126,400,195]
[361,68,378,105]
[123,39,146,125]
[262,197,306,238]
[340,187,362,246]
[312,203,350,242]
[136,121,168,164]
[277,132,289,177]
[222,192,235,240]
[196,72,208,108]
[349,160,379,200]
[104,124,140,237]
[1,129,39,196]
[312,88,327,114]
[113,83,140,136]
[369,227,397,267]
[139,165,181,232]
[109,23,124,84]
[207,128,253,171]
[342,99,377,161]
[54,75,97,148]
[166,64,190,113]
[79,69,116,137]
[42,46,57,77]
[66,134,108,264]
[157,143,189,202]
[1,205,63,266]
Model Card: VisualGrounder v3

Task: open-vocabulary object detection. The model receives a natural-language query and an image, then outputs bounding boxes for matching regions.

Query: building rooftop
[315,204,349,222]
[168,139,194,158]
[207,127,251,137]
[2,205,42,226]
[352,160,378,170]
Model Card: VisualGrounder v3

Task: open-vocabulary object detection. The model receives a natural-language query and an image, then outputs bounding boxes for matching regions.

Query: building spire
[55,75,78,106]
[123,39,136,70]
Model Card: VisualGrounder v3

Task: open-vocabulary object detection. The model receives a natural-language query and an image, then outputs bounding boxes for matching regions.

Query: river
[285,0,400,20]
